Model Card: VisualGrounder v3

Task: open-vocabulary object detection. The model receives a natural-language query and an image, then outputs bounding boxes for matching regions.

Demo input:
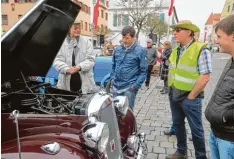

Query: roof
[205,13,221,25]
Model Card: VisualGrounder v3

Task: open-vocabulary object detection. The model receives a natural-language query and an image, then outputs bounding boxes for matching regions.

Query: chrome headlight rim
[127,135,139,151]
[83,121,109,154]
[97,123,109,153]
[113,96,129,116]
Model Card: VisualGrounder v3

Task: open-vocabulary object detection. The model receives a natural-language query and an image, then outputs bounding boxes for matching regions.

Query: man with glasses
[166,20,212,159]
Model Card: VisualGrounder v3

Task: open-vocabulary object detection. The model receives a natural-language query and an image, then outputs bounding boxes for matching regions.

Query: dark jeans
[164,78,168,90]
[145,65,153,86]
[169,95,207,158]
[170,124,175,134]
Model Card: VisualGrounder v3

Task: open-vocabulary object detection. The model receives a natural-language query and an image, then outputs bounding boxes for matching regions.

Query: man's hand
[187,94,197,100]
[130,85,134,89]
[74,66,81,72]
[66,66,80,74]
[188,73,210,99]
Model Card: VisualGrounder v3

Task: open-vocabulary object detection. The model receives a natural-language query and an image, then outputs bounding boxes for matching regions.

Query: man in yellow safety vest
[166,20,212,159]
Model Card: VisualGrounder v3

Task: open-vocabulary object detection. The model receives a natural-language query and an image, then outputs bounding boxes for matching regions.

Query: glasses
[173,28,188,32]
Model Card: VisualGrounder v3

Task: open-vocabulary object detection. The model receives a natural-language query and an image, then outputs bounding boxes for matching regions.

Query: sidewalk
[134,53,231,159]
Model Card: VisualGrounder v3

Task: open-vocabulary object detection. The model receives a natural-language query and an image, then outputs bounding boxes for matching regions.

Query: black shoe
[163,130,175,136]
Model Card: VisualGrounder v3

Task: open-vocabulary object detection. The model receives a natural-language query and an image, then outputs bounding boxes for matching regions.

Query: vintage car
[1,0,148,159]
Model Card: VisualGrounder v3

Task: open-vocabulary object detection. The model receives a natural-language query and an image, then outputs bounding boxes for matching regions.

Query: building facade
[107,0,171,47]
[221,0,234,19]
[1,0,109,45]
[203,13,221,44]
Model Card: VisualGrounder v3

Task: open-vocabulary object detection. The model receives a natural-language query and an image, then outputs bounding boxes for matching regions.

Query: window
[1,0,9,3]
[85,5,89,14]
[81,21,83,30]
[79,2,84,12]
[18,15,22,19]
[101,10,104,18]
[101,24,104,32]
[228,5,230,12]
[2,15,8,25]
[105,13,108,20]
[85,22,88,31]
[88,7,91,14]
[232,3,234,11]
[122,14,129,26]
[113,14,117,27]
[105,26,108,33]
[89,23,91,31]
[117,14,122,26]
[101,0,105,3]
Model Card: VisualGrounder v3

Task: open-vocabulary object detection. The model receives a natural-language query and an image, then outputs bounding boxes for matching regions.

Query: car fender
[1,137,93,159]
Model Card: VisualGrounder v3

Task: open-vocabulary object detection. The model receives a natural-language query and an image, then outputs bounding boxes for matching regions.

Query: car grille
[99,104,123,159]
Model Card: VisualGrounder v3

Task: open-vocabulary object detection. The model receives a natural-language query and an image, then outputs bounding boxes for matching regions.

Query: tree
[115,0,167,40]
[144,15,168,46]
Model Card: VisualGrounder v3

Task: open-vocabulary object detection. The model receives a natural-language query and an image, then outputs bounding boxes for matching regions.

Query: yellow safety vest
[168,41,206,91]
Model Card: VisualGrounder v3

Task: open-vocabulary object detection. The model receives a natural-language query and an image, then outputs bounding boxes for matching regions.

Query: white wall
[204,24,213,43]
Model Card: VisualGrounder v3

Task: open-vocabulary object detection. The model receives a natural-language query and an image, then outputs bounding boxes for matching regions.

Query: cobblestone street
[134,53,231,159]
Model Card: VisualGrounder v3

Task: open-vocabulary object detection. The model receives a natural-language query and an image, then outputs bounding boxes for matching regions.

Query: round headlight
[114,96,129,116]
[97,123,109,153]
[83,122,109,153]
[127,135,139,151]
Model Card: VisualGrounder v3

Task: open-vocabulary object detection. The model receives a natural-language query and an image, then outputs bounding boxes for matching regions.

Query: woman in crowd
[160,41,172,94]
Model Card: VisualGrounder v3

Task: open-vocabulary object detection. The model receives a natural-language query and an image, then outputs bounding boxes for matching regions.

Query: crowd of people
[52,14,234,159]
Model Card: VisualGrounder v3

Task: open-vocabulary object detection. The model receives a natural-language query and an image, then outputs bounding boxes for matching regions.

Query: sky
[174,0,225,33]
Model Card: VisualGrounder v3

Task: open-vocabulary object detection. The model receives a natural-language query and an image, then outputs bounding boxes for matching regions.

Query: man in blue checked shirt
[110,26,147,111]
[165,20,212,159]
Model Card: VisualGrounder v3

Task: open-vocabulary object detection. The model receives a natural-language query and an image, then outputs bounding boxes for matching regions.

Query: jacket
[205,58,234,142]
[53,36,96,94]
[146,47,157,65]
[161,48,172,66]
[110,42,147,90]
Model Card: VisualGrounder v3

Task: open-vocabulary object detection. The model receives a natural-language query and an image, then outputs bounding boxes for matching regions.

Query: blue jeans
[209,131,234,159]
[114,88,138,110]
[169,97,206,158]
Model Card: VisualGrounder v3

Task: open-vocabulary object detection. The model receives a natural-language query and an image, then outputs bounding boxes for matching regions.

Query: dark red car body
[1,109,136,159]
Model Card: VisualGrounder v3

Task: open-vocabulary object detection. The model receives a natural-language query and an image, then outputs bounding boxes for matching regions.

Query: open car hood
[1,0,80,83]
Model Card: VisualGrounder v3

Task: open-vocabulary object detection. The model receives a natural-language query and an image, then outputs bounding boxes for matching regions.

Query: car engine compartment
[1,75,94,115]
